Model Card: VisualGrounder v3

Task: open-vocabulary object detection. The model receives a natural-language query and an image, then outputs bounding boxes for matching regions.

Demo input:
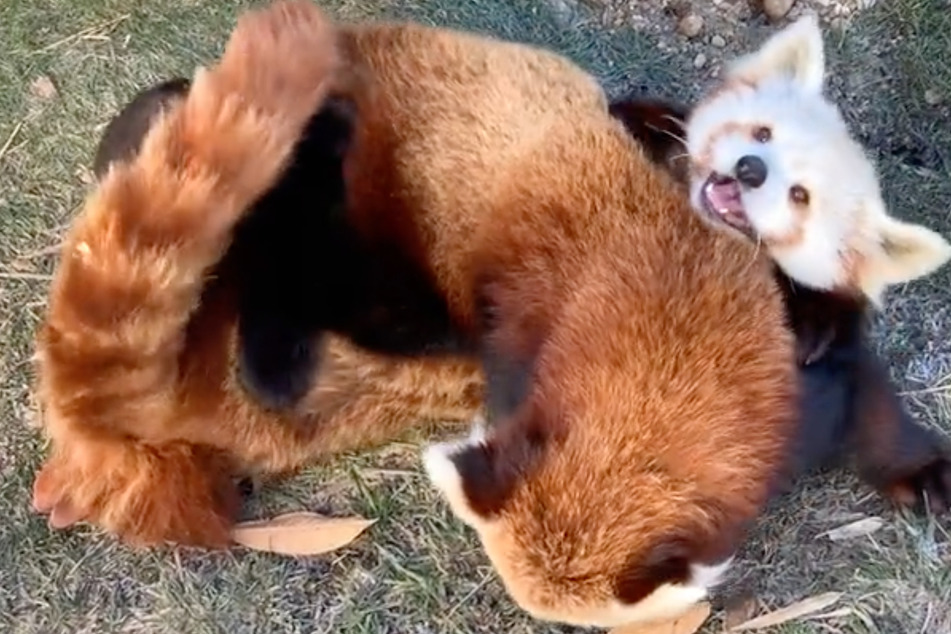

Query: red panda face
[685,15,951,304]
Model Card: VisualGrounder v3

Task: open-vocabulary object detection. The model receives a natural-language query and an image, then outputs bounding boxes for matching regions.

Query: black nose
[735,155,768,188]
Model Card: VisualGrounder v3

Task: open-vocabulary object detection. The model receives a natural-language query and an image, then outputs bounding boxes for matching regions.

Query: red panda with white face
[32,2,797,628]
[686,14,951,305]
[611,15,951,512]
[682,14,951,508]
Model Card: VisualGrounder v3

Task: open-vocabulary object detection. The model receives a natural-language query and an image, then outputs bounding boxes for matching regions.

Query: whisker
[660,113,686,130]
[750,234,764,268]
[645,123,688,146]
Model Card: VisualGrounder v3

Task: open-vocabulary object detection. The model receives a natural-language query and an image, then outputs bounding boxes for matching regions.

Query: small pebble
[925,89,943,106]
[711,34,727,47]
[694,52,708,69]
[763,0,796,21]
[30,75,58,100]
[678,14,704,38]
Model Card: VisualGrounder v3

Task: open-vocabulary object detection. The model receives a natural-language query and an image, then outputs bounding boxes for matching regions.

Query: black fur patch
[92,78,191,177]
[614,537,693,605]
[230,95,473,410]
[481,346,535,425]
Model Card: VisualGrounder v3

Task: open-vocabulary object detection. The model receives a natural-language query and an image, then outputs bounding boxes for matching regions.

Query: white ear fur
[860,215,951,304]
[728,13,825,93]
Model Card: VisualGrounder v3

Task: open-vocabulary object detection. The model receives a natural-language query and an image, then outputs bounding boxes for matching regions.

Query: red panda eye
[753,126,772,143]
[789,185,810,205]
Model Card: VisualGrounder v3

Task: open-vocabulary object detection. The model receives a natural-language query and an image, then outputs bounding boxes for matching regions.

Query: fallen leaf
[75,166,95,185]
[731,592,843,631]
[30,75,58,100]
[722,594,758,630]
[610,602,711,634]
[821,517,883,542]
[232,511,375,556]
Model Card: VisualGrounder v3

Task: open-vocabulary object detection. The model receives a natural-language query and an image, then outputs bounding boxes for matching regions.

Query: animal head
[423,415,736,628]
[685,14,951,305]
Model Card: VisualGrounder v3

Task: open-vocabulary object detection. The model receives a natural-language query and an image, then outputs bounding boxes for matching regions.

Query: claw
[48,500,84,529]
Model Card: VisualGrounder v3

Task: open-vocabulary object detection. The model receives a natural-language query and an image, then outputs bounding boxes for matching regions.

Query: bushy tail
[35,0,341,442]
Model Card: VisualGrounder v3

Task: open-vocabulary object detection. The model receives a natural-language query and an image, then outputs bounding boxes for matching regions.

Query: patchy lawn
[0,0,948,632]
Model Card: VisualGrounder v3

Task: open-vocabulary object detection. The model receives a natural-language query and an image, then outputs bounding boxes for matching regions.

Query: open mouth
[698,174,754,238]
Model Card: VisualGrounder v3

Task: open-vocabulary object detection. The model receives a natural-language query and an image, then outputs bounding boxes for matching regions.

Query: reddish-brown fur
[32,2,483,547]
[34,7,797,623]
[30,3,612,547]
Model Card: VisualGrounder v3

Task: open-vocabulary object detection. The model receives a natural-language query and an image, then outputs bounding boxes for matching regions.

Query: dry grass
[0,0,949,632]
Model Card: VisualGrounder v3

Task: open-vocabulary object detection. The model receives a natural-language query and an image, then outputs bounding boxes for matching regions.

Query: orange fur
[35,13,796,628]
[32,2,484,547]
[423,117,796,625]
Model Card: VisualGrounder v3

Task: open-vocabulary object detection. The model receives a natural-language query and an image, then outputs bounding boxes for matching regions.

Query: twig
[0,120,24,164]
[14,243,62,261]
[32,14,130,54]
[0,272,53,281]
[899,384,951,397]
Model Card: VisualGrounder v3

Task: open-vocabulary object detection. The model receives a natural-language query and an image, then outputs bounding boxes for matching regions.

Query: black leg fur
[231,96,357,411]
[230,95,474,411]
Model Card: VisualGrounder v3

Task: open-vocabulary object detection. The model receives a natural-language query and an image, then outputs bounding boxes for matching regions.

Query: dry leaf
[232,511,375,556]
[75,166,95,185]
[610,602,711,634]
[30,75,58,100]
[821,517,883,542]
[731,592,842,631]
[722,594,758,630]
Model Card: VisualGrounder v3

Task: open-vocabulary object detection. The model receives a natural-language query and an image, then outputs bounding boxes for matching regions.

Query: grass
[0,0,949,632]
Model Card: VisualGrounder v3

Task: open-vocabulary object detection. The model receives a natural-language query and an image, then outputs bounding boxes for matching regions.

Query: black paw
[882,454,951,516]
[237,326,320,411]
[863,419,951,517]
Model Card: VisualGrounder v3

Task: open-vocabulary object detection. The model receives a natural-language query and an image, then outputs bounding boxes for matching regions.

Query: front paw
[859,420,951,517]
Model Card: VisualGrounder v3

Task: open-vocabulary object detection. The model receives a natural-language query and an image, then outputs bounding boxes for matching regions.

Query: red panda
[611,15,951,512]
[32,1,484,547]
[611,95,951,514]
[33,2,798,628]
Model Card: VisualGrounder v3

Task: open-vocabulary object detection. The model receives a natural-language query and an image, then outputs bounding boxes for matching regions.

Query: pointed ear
[859,214,951,304]
[728,13,825,93]
[423,413,550,525]
[614,511,738,606]
[614,535,695,605]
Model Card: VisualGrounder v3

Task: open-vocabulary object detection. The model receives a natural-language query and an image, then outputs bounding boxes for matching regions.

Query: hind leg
[32,434,241,547]
[850,348,951,515]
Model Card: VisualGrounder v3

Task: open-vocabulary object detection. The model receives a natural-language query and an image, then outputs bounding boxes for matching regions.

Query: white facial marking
[685,15,890,293]
[517,557,734,628]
